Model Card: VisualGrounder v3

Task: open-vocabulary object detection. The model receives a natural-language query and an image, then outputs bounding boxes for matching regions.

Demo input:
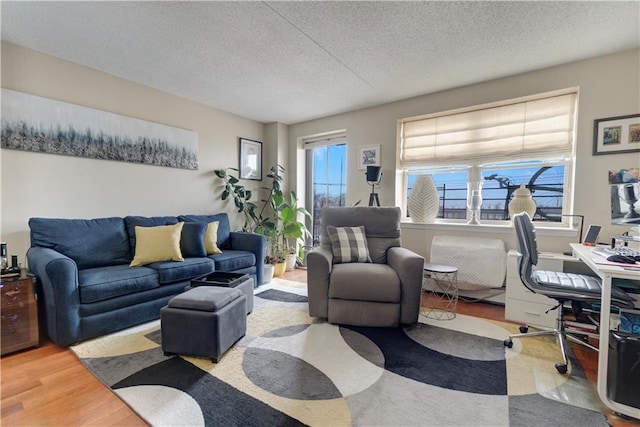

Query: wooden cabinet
[1,271,39,355]
[505,250,575,329]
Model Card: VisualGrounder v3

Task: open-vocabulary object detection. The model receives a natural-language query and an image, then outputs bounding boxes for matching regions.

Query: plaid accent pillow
[327,225,371,264]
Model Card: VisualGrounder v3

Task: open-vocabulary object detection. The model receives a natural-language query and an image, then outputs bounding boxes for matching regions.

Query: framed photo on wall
[593,114,640,155]
[239,137,262,180]
[358,144,380,170]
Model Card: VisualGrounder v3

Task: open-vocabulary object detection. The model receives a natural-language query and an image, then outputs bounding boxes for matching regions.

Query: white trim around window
[396,88,579,227]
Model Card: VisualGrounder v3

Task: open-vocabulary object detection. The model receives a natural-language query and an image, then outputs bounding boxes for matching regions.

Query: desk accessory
[582,225,602,246]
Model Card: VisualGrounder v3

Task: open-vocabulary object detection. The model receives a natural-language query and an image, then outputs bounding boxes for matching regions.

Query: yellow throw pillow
[130,223,184,267]
[204,221,222,255]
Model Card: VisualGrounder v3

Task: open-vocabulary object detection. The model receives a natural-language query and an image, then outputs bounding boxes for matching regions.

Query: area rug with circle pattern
[71,278,608,426]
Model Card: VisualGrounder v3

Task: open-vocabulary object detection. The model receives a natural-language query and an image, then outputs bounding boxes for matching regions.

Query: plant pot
[274,262,287,277]
[285,254,296,271]
[264,264,274,284]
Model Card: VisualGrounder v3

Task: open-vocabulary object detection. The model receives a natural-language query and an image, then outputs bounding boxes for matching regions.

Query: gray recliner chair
[307,206,424,327]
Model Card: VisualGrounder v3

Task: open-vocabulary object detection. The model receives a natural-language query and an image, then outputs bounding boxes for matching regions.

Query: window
[399,89,577,224]
[304,134,347,244]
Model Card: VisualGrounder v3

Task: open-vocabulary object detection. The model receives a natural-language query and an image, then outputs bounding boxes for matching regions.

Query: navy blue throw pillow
[178,222,207,257]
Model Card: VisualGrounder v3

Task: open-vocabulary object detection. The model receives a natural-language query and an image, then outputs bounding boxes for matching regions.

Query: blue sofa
[27,213,265,347]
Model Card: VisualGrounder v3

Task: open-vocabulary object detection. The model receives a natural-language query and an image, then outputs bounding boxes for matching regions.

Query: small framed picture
[239,137,262,180]
[358,144,380,170]
[593,114,640,155]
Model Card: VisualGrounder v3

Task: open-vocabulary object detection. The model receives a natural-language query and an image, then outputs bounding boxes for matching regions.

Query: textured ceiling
[1,1,639,124]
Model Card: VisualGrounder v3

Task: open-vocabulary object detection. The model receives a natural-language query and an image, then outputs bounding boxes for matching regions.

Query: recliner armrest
[307,247,333,318]
[388,246,424,324]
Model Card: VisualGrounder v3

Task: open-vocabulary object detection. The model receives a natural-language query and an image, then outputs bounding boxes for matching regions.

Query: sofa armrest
[388,246,424,324]
[229,232,266,286]
[307,247,333,318]
[26,247,81,346]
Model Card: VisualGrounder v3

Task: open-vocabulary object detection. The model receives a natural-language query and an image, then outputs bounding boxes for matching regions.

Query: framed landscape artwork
[239,137,262,180]
[593,114,640,155]
[0,88,199,169]
[358,144,380,169]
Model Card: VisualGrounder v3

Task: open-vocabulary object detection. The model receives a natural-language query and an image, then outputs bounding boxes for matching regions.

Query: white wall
[3,42,638,264]
[1,42,266,262]
[288,49,640,258]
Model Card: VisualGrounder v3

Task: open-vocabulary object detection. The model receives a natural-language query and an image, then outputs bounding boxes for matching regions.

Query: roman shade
[303,132,347,148]
[400,90,577,167]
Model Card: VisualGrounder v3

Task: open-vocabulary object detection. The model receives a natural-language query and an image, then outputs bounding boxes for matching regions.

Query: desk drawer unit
[505,250,572,329]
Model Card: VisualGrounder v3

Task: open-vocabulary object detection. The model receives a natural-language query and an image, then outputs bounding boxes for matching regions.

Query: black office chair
[504,213,635,374]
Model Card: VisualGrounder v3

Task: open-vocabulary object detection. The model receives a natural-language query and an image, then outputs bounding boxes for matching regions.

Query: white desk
[570,243,640,419]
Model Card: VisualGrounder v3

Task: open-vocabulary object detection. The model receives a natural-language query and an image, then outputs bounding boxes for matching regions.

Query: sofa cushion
[124,216,179,252]
[329,263,401,303]
[146,257,215,285]
[29,217,132,269]
[209,250,255,272]
[204,221,223,255]
[327,225,371,264]
[179,214,231,249]
[179,222,208,258]
[78,264,159,303]
[130,223,185,267]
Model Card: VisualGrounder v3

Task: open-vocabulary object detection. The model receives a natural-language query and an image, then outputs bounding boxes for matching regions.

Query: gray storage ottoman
[188,273,254,314]
[161,286,247,362]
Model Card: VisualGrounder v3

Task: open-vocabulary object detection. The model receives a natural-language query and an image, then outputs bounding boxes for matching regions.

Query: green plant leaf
[222,189,230,200]
[214,169,226,178]
[229,176,239,184]
[283,223,302,238]
[272,192,284,207]
[297,207,311,218]
[281,206,295,223]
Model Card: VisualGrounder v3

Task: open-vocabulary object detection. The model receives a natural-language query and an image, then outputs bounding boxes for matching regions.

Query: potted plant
[215,164,310,276]
[263,256,275,283]
[213,165,281,234]
[270,240,288,277]
[272,190,311,271]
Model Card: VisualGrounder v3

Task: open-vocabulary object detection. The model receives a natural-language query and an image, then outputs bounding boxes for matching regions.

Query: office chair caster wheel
[555,363,568,374]
[503,339,513,348]
[519,326,528,333]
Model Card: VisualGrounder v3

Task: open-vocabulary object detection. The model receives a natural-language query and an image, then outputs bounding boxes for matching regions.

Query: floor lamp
[366,166,382,206]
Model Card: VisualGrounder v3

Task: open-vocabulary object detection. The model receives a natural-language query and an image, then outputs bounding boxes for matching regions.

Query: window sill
[401,220,578,237]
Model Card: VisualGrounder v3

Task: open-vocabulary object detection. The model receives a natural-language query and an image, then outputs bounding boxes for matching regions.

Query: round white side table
[422,263,458,320]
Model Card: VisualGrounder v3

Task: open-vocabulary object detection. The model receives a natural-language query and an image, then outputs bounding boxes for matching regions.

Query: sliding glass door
[305,137,347,246]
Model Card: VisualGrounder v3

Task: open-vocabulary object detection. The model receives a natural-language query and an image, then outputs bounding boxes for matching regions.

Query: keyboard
[592,247,640,258]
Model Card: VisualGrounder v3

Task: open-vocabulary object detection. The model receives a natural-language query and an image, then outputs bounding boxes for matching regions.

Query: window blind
[303,133,347,149]
[400,91,577,167]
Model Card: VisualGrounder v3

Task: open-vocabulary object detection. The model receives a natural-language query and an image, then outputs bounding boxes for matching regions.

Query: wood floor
[2,269,637,426]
